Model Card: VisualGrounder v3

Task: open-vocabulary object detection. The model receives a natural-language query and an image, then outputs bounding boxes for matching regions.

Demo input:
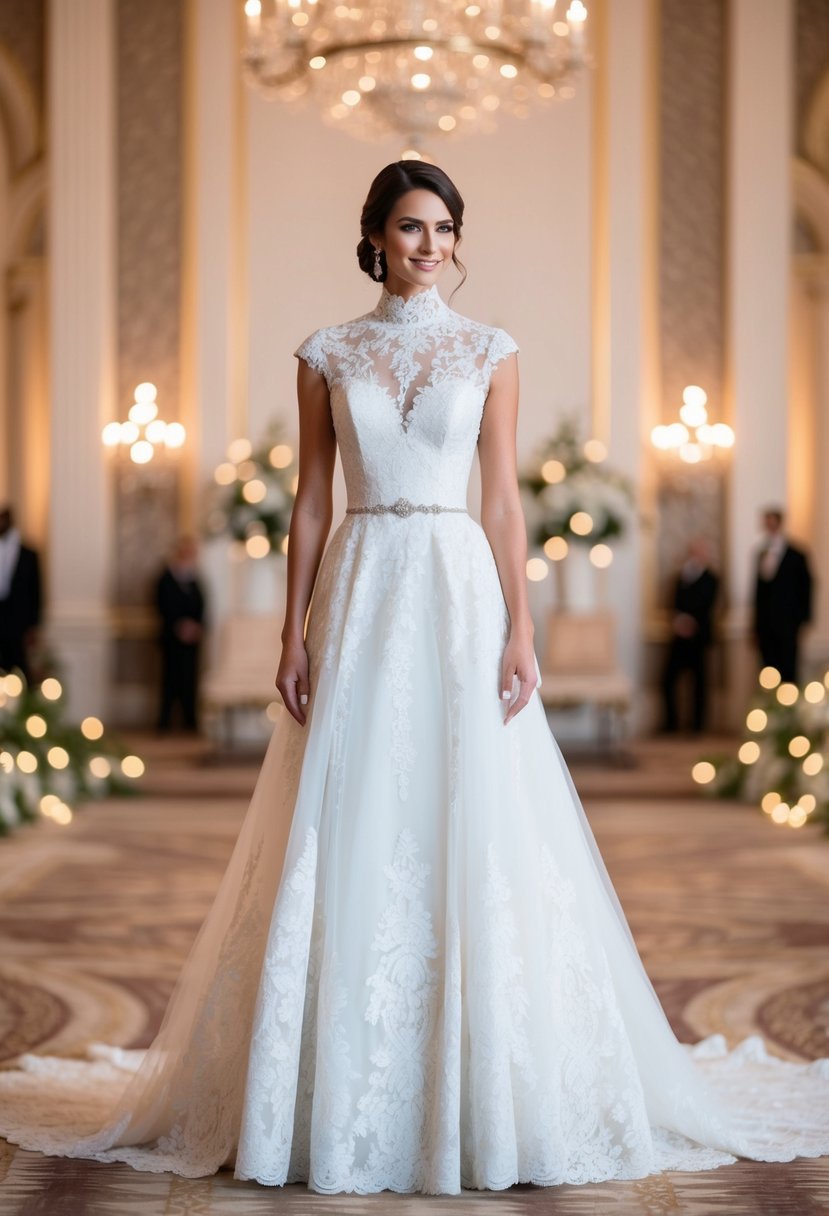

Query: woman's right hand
[276,637,311,726]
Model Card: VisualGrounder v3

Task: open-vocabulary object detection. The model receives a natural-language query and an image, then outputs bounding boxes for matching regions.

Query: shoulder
[449,309,519,364]
[293,316,371,378]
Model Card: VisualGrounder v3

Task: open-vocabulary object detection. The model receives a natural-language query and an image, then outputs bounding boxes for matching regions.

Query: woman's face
[375,188,457,295]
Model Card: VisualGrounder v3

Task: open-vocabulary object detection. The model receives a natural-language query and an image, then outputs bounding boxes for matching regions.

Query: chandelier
[650,386,735,465]
[242,0,588,143]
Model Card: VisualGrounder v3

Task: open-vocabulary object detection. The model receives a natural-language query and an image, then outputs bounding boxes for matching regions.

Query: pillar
[724,0,793,709]
[47,0,117,717]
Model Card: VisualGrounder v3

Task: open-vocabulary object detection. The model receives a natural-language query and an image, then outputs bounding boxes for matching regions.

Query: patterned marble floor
[1,735,828,1215]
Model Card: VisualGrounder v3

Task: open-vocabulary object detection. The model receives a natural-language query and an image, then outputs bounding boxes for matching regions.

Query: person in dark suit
[156,536,206,732]
[0,505,42,682]
[753,507,812,684]
[661,538,719,734]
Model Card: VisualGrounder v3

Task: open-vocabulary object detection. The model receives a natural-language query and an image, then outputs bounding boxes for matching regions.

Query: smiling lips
[410,258,441,271]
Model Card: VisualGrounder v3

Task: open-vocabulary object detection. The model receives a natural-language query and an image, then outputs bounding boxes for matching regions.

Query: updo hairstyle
[356,161,467,294]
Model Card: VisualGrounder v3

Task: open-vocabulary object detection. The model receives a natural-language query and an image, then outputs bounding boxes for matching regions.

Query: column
[47,0,117,717]
[180,0,250,635]
[725,0,793,710]
[592,0,661,727]
[7,258,49,547]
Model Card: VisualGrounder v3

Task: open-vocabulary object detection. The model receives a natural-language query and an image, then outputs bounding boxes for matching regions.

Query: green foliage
[0,670,140,837]
[206,422,297,556]
[518,417,634,548]
[697,674,829,832]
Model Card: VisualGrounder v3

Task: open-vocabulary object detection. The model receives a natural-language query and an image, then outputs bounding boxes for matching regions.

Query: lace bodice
[294,286,518,510]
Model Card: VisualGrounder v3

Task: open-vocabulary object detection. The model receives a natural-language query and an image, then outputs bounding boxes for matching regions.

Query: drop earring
[373,246,383,281]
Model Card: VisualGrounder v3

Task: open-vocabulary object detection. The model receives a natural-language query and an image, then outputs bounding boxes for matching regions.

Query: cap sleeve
[293,328,329,381]
[486,327,519,378]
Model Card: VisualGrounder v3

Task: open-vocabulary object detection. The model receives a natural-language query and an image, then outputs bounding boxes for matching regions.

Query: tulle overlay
[1,286,828,1193]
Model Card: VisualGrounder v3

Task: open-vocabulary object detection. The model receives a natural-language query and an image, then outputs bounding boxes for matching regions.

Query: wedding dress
[1,284,827,1195]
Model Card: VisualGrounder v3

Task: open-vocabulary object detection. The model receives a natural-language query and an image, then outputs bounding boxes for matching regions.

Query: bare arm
[477,352,536,724]
[276,359,337,725]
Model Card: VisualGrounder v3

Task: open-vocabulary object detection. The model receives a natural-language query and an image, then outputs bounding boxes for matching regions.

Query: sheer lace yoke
[295,285,518,436]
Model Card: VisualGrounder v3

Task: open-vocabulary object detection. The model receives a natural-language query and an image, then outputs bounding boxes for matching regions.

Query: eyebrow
[396,215,454,224]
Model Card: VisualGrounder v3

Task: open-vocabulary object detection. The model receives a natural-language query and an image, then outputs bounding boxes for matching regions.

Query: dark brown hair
[357,161,467,296]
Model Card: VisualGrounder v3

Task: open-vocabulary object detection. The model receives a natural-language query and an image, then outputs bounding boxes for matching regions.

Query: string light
[696,664,829,831]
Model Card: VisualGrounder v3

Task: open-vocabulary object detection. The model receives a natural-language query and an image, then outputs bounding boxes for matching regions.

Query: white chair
[202,615,283,749]
[538,610,632,748]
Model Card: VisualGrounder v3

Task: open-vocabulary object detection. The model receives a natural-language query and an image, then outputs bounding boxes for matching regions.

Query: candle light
[245,0,262,37]
[566,0,587,48]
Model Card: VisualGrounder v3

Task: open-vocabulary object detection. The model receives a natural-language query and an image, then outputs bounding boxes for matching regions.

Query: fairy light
[16,751,37,773]
[544,537,569,561]
[541,459,566,484]
[121,755,145,779]
[692,761,716,785]
[26,715,47,738]
[589,544,613,569]
[227,438,253,463]
[47,747,70,769]
[746,709,767,732]
[81,717,104,741]
[759,667,781,690]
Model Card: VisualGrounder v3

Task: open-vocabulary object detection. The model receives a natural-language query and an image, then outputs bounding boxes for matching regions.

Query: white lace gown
[1,285,828,1195]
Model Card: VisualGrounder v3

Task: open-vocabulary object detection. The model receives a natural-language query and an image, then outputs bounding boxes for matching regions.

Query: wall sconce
[650,386,734,464]
[101,382,186,463]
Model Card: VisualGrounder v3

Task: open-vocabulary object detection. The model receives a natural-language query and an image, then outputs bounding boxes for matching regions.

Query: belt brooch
[346,496,467,518]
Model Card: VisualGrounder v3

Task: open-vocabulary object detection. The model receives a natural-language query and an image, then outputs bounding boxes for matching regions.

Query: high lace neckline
[372,285,449,326]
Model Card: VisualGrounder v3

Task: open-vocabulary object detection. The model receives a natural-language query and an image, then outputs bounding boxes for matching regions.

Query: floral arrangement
[0,670,143,836]
[693,667,829,832]
[207,422,298,559]
[519,417,633,550]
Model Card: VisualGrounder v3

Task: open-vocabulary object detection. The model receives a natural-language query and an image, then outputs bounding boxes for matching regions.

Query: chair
[201,615,283,749]
[538,610,632,747]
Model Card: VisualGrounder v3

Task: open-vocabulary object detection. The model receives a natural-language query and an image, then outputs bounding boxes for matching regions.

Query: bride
[1,160,828,1195]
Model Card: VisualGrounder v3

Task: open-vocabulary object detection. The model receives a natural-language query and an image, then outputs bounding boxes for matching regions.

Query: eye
[400,223,420,232]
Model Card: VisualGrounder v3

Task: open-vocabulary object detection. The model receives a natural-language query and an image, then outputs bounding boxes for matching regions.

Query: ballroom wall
[1,0,829,730]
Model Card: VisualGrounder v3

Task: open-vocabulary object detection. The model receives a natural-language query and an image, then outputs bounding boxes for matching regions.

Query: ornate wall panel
[796,0,829,151]
[0,0,44,123]
[655,0,727,606]
[115,0,184,615]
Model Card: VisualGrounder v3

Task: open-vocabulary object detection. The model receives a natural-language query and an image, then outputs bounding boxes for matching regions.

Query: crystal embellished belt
[346,496,467,519]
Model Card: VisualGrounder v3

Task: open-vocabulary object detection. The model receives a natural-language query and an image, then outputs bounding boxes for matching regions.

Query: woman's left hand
[500,630,537,725]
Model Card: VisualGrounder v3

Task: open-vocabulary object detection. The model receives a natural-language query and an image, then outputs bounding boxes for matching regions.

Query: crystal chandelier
[650,386,735,466]
[242,0,588,143]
